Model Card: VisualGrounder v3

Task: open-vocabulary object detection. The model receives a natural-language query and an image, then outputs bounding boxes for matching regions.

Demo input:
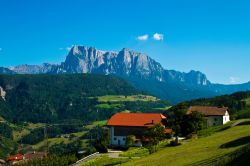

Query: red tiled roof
[7,154,23,161]
[187,106,228,116]
[107,113,166,127]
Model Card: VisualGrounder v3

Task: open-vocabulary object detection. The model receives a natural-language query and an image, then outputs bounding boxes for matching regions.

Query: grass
[122,119,250,166]
[12,123,45,141]
[119,147,150,158]
[32,137,71,150]
[96,95,158,103]
[92,120,107,126]
[95,103,122,109]
[244,98,250,106]
[80,155,129,166]
[197,120,234,137]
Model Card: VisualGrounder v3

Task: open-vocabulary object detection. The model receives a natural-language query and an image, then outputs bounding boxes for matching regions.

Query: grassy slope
[123,119,250,166]
[12,123,45,141]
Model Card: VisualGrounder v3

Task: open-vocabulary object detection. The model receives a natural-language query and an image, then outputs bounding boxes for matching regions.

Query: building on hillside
[7,154,24,165]
[187,106,230,127]
[24,151,46,161]
[107,112,172,147]
[7,151,46,165]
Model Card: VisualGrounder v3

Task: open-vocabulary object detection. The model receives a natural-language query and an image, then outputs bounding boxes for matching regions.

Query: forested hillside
[0,74,143,123]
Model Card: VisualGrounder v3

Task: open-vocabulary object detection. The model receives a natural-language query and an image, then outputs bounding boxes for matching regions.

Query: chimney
[152,120,154,124]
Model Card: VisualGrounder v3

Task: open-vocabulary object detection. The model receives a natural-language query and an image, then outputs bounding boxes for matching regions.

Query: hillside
[121,120,250,166]
[0,74,143,123]
[167,91,250,120]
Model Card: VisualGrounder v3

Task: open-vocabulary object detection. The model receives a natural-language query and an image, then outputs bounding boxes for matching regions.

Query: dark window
[114,137,117,140]
[123,138,126,141]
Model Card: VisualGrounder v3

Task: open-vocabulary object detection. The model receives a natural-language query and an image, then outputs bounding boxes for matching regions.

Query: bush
[16,155,77,166]
[126,135,136,147]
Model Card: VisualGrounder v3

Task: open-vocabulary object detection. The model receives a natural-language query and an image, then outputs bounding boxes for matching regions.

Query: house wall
[110,127,126,146]
[109,126,147,146]
[206,116,223,127]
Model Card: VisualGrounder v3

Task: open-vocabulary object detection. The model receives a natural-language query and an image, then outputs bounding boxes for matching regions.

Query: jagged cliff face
[62,46,208,85]
[1,45,249,103]
[63,46,166,81]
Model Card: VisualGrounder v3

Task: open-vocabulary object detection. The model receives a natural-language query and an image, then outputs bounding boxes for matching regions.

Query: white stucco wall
[223,111,230,124]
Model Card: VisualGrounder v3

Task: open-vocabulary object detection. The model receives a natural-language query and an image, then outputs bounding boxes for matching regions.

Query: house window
[114,137,117,141]
[123,138,126,141]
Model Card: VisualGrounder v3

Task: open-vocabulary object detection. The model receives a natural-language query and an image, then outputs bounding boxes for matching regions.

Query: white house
[187,106,230,127]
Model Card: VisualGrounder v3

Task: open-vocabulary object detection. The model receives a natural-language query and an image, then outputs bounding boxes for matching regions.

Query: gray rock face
[63,46,186,83]
[0,86,6,100]
[9,63,59,74]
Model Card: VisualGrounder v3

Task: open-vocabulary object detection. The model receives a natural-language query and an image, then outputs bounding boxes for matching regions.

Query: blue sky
[0,0,250,84]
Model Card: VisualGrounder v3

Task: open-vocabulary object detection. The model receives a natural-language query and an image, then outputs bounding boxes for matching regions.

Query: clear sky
[0,0,250,84]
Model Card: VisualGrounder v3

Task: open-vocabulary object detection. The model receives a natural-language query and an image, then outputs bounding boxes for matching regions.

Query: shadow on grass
[220,136,250,148]
[217,126,231,132]
[237,121,250,126]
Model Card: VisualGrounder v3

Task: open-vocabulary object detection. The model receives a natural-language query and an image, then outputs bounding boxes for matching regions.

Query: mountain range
[1,45,250,103]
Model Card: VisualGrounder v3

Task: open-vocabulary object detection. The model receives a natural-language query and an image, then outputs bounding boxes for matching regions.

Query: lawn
[95,103,123,109]
[119,147,149,158]
[96,95,158,103]
[122,119,250,166]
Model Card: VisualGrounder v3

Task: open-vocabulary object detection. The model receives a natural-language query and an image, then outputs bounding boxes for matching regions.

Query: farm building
[187,106,230,127]
[107,112,171,147]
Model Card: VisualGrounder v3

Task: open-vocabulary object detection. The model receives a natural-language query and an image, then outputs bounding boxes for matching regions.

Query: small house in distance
[107,112,171,147]
[187,106,230,127]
